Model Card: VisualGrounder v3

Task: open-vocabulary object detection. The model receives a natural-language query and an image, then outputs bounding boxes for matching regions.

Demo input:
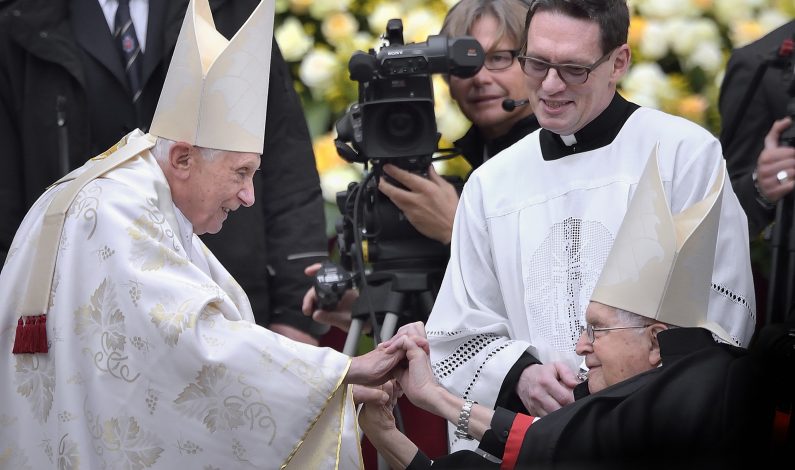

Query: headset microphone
[502,98,530,112]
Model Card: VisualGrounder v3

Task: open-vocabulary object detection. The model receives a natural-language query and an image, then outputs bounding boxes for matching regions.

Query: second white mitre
[590,145,732,344]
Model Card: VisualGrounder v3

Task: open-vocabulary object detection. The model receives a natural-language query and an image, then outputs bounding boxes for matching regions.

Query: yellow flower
[730,20,765,48]
[322,12,360,47]
[676,94,708,125]
[313,133,348,175]
[628,15,647,49]
[288,0,312,15]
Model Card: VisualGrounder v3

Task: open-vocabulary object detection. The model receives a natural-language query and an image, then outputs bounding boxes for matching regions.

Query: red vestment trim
[500,413,534,470]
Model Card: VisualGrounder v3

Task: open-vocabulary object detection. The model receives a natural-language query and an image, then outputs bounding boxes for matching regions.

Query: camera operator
[378,0,537,245]
[302,0,537,327]
[719,20,795,238]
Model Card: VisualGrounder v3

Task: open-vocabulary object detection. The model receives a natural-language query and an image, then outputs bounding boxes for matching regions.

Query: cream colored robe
[0,131,362,469]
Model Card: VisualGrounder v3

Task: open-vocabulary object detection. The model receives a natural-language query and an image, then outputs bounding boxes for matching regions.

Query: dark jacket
[412,328,774,470]
[454,114,540,172]
[719,20,795,237]
[0,0,328,336]
[0,0,181,258]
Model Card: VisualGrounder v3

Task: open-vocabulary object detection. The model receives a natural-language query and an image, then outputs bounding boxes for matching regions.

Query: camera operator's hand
[516,362,578,417]
[301,263,363,333]
[378,164,459,244]
[755,117,795,203]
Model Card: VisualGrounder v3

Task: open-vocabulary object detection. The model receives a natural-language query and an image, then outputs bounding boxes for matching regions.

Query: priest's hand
[516,362,578,416]
[378,164,459,245]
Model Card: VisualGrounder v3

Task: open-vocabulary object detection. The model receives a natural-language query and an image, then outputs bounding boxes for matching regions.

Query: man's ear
[167,142,195,180]
[610,44,631,83]
[648,323,667,367]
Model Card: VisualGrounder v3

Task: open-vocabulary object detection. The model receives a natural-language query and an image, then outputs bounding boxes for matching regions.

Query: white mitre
[150,0,274,153]
[590,145,733,344]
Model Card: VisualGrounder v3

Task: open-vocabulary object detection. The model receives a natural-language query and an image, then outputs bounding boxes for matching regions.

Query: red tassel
[11,315,49,354]
[34,315,48,353]
[12,318,24,354]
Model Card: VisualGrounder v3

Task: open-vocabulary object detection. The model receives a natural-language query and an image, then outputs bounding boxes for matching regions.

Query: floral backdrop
[274,0,794,207]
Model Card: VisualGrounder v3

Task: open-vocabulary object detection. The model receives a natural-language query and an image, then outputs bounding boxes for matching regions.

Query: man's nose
[574,329,592,355]
[540,67,567,93]
[238,179,255,207]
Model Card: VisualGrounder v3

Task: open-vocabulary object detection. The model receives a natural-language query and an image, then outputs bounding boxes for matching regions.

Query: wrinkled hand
[378,164,459,244]
[516,362,578,417]
[380,321,431,358]
[352,381,396,407]
[346,336,412,386]
[755,117,795,203]
[301,263,364,333]
[358,381,400,435]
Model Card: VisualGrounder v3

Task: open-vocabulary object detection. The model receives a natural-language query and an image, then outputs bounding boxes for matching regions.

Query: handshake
[347,322,489,469]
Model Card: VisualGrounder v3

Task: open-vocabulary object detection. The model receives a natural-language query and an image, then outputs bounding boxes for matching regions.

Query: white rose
[621,62,675,109]
[299,48,340,91]
[684,41,723,74]
[639,21,669,60]
[368,3,404,35]
[322,11,360,47]
[757,10,790,37]
[713,0,754,25]
[635,0,698,19]
[275,17,314,62]
[669,18,720,57]
[352,32,377,53]
[402,8,443,44]
[432,76,468,140]
[319,164,364,202]
[308,0,353,20]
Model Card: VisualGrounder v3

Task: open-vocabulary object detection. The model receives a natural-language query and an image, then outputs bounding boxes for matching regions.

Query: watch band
[455,399,475,440]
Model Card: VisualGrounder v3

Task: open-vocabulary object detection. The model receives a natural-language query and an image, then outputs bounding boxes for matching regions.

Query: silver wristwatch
[455,399,475,440]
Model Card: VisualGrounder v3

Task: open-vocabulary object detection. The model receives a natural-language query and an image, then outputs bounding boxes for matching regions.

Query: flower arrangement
[275,0,794,202]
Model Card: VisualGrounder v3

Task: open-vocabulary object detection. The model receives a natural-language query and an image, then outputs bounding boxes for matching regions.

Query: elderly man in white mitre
[0,1,401,468]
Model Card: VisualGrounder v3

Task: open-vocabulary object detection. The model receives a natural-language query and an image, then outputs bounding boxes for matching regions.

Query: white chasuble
[0,131,362,469]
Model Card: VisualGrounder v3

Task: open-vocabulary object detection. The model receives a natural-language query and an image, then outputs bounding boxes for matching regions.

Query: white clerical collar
[560,134,577,146]
[172,206,195,262]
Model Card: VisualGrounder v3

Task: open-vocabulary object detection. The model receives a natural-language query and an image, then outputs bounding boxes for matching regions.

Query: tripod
[343,269,439,354]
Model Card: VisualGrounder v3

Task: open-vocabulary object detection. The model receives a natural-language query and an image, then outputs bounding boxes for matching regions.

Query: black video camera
[320,19,483,316]
[334,18,483,173]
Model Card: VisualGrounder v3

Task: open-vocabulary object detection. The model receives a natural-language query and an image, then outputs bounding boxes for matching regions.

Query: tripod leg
[380,312,400,342]
[343,318,364,356]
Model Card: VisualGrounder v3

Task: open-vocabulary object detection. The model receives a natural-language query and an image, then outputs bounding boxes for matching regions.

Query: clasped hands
[349,322,443,427]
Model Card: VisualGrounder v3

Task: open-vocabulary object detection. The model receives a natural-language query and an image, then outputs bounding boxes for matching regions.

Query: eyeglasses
[517,49,614,84]
[483,50,519,71]
[581,323,650,344]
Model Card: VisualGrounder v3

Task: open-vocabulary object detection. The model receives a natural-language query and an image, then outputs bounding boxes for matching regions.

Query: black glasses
[581,323,649,344]
[517,49,614,84]
[483,50,519,71]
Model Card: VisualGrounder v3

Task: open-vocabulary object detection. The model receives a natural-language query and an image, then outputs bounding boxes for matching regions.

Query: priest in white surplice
[0,1,404,468]
[426,0,756,453]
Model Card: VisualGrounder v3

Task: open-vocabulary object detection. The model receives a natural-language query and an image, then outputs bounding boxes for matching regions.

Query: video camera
[335,18,484,172]
[317,20,483,332]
